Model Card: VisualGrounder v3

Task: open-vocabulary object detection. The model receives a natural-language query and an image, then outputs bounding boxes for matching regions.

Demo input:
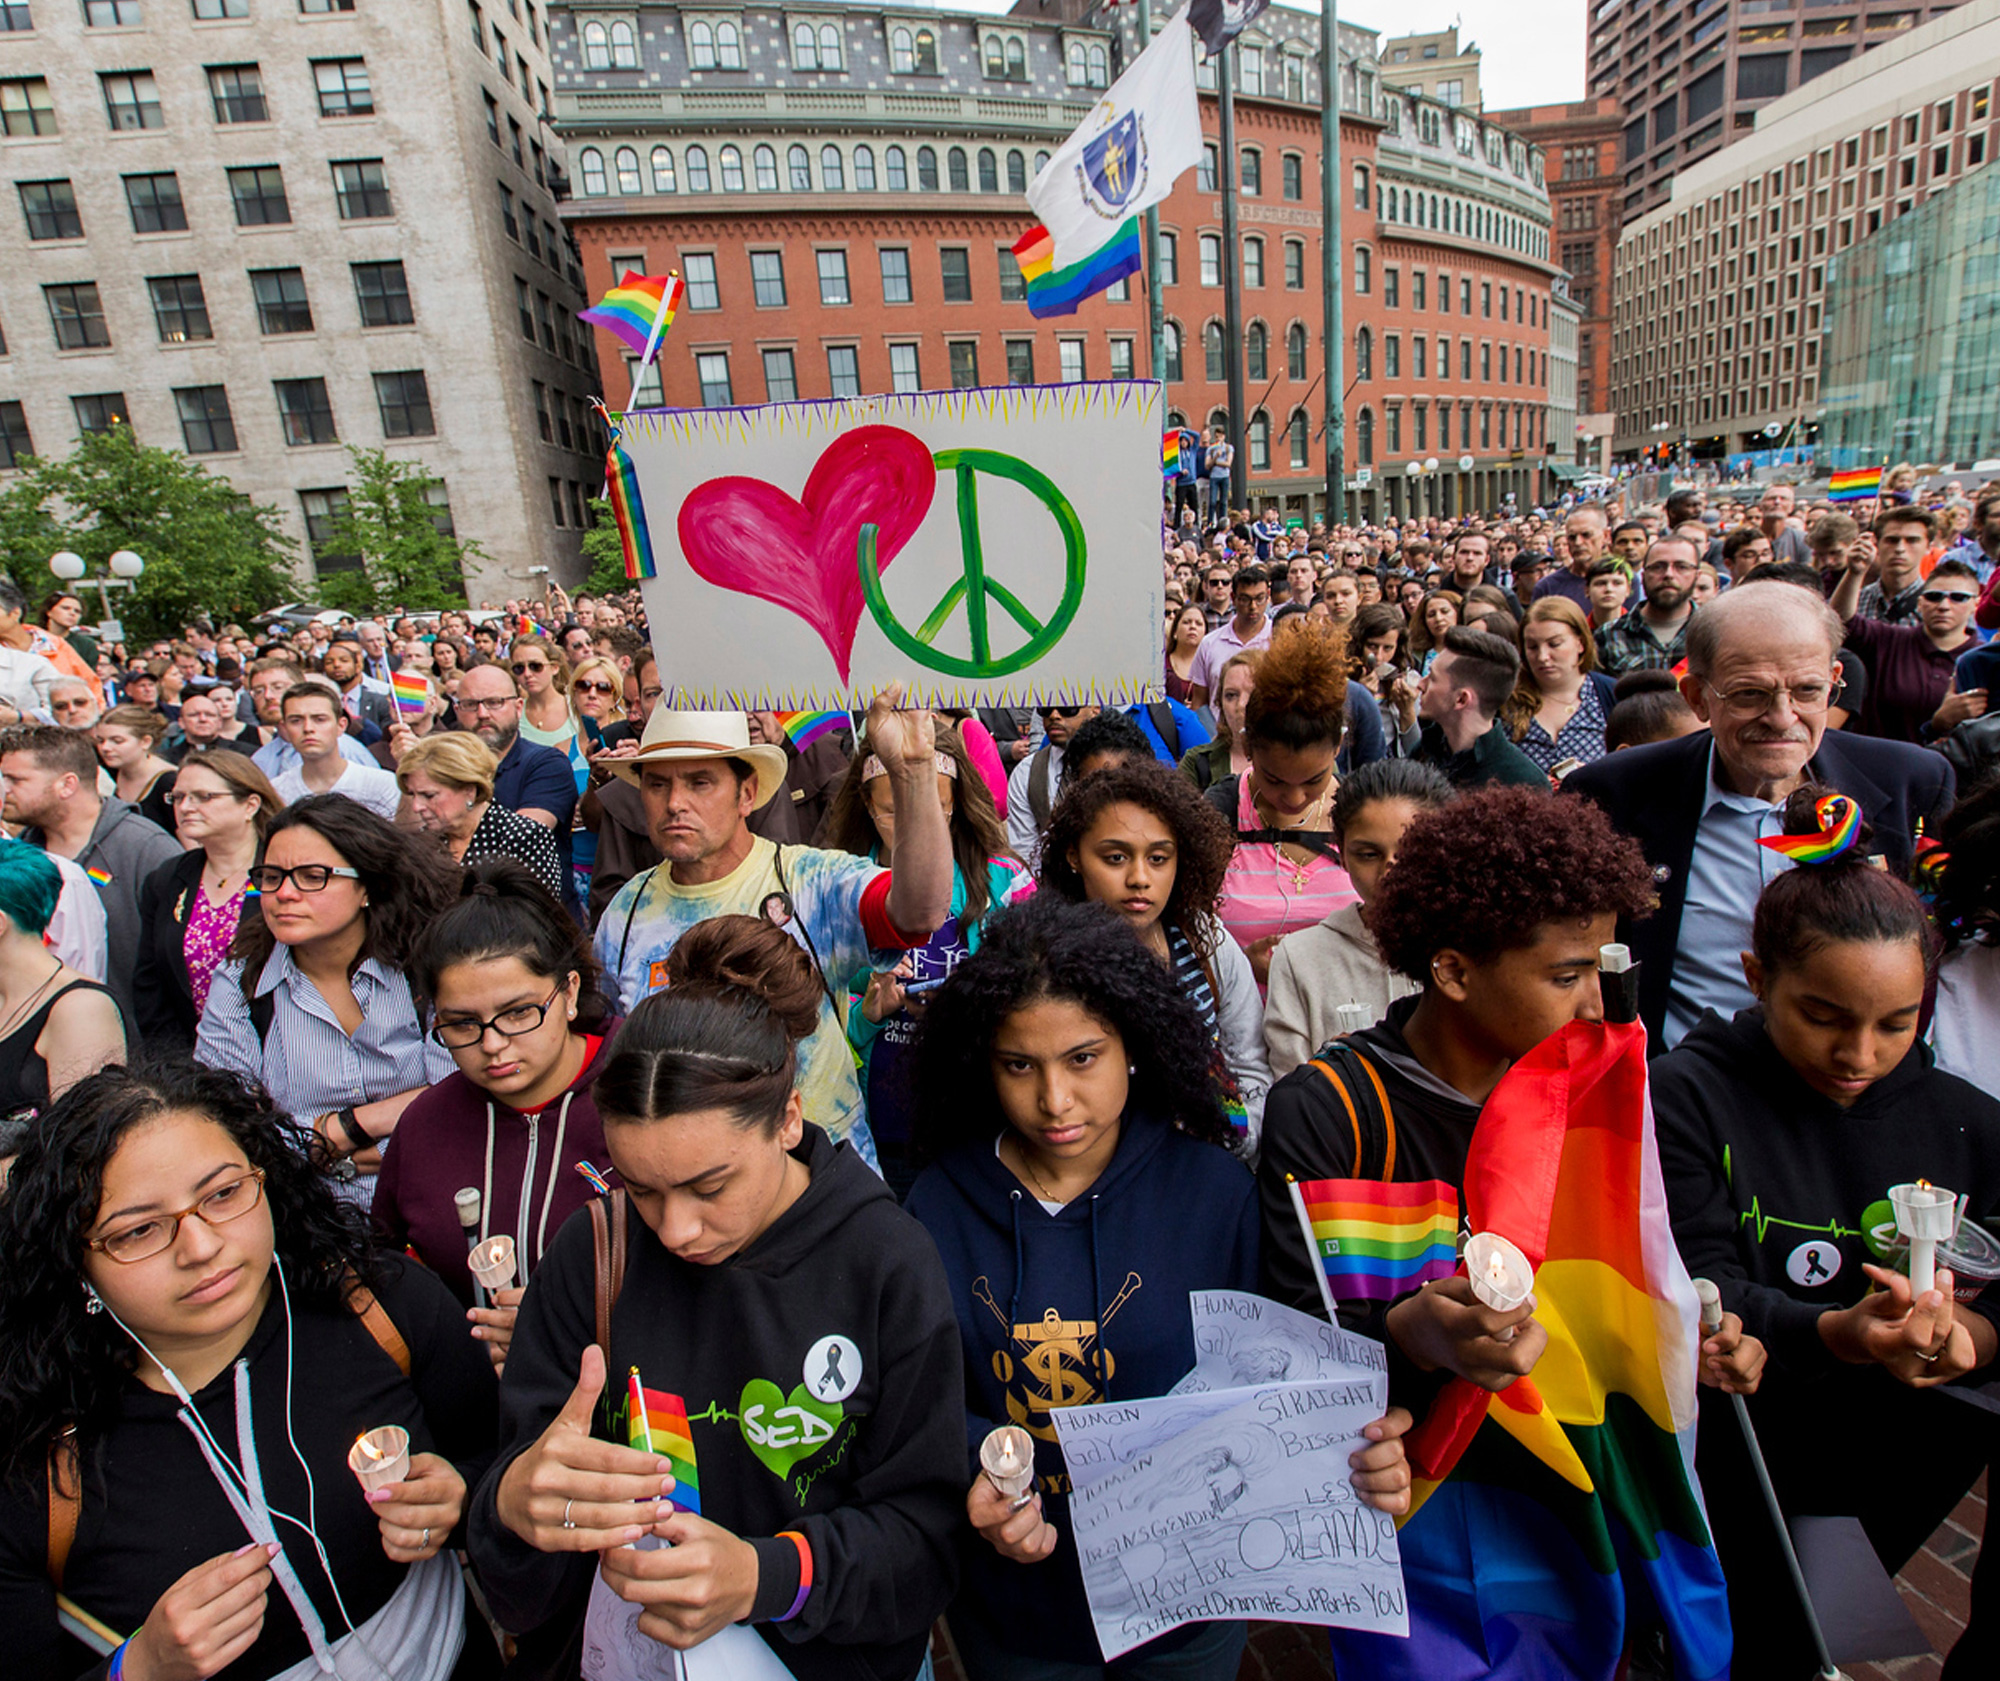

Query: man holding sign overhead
[593,690,954,1169]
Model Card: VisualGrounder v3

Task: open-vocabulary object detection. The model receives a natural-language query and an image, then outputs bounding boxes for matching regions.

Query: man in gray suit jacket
[322,635,395,738]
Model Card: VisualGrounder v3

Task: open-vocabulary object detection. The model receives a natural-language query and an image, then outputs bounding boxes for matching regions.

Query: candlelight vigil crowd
[5,468,2000,1681]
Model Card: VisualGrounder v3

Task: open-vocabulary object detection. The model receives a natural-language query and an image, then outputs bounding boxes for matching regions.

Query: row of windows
[674,333,1128,409]
[0,59,368,139]
[641,18,1098,83]
[510,275,587,368]
[0,0,353,26]
[528,379,601,456]
[15,160,392,244]
[575,139,1050,198]
[468,0,552,118]
[21,262,411,353]
[662,243,1109,312]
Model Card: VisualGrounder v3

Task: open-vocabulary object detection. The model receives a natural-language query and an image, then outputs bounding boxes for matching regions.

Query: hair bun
[1762,784,1870,866]
[666,915,823,1043]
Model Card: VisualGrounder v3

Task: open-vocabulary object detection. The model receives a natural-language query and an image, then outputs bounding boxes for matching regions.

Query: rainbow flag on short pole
[1828,465,1885,503]
[389,670,428,718]
[579,271,686,391]
[774,710,848,750]
[1287,1176,1460,1310]
[1011,218,1144,320]
[626,1369,701,1515]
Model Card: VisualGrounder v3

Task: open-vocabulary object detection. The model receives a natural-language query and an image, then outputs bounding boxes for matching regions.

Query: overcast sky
[931,0,1590,112]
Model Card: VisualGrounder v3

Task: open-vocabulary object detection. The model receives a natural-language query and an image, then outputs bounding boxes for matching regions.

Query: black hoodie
[1654,1008,2000,1378]
[468,1125,964,1681]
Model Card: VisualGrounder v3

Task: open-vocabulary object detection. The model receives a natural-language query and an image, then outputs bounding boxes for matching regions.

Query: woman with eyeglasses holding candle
[133,749,280,1053]
[397,732,564,902]
[0,1061,501,1681]
[375,860,619,1372]
[196,796,460,1200]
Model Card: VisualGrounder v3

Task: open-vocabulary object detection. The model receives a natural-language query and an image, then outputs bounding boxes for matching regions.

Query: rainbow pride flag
[774,710,847,750]
[1288,1177,1459,1305]
[389,670,428,718]
[1012,219,1143,320]
[579,271,685,368]
[1163,429,1196,480]
[605,428,656,582]
[1329,1016,1731,1681]
[625,1370,700,1515]
[1828,465,1884,503]
[84,866,112,887]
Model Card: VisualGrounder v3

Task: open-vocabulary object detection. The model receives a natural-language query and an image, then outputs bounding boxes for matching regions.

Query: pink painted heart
[676,425,937,682]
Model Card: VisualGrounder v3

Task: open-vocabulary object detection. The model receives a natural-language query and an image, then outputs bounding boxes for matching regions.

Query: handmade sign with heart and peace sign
[613,384,1164,711]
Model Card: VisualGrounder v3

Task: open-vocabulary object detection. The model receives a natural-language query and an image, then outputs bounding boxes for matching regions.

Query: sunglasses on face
[512,661,548,675]
[574,678,617,695]
[1922,590,1976,604]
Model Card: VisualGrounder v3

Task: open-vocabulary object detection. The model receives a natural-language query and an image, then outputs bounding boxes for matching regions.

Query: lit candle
[1464,1232,1534,1341]
[979,1425,1035,1502]
[468,1234,518,1292]
[1889,1180,1957,1299]
[348,1425,410,1493]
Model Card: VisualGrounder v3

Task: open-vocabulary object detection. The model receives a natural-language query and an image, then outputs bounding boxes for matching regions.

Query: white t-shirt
[273,758,403,821]
[44,852,107,982]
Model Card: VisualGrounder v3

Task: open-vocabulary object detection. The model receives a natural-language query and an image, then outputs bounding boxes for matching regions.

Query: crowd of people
[0,464,1997,1681]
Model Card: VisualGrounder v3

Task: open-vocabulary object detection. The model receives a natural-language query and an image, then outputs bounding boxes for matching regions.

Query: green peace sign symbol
[858,447,1088,679]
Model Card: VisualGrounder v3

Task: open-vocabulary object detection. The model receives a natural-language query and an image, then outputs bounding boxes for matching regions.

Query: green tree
[316,448,482,615]
[0,425,297,638]
[580,496,632,596]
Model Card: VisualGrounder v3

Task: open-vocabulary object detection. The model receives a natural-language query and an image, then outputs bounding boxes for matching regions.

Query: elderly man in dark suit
[1563,579,1954,1048]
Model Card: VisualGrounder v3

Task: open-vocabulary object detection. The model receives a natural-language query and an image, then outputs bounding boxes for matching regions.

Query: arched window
[1198,233,1221,286]
[819,24,842,69]
[890,28,914,73]
[1287,322,1307,379]
[715,22,741,68]
[1209,408,1230,437]
[1005,38,1025,78]
[1381,189,1394,222]
[1248,410,1270,471]
[718,145,744,192]
[614,146,643,195]
[1354,324,1372,380]
[581,21,609,69]
[821,145,844,190]
[1354,247,1371,294]
[1088,44,1108,86]
[853,145,876,190]
[651,146,677,194]
[688,20,714,68]
[1246,322,1268,381]
[1356,407,1374,466]
[1204,320,1225,382]
[685,144,711,192]
[578,146,607,196]
[1353,163,1369,211]
[792,23,817,69]
[1035,150,1050,174]
[1157,229,1178,285]
[1286,53,1306,103]
[1243,235,1264,288]
[913,29,937,73]
[1241,147,1261,195]
[1067,42,1086,85]
[1163,320,1183,382]
[947,147,969,192]
[1429,194,1439,229]
[1401,189,1412,222]
[1007,149,1027,193]
[1289,410,1309,469]
[753,144,777,191]
[788,145,811,192]
[984,37,1005,76]
[610,21,638,67]
[916,146,938,191]
[972,148,995,192]
[886,145,908,190]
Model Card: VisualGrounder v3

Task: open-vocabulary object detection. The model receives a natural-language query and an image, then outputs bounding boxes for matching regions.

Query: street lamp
[49,548,144,641]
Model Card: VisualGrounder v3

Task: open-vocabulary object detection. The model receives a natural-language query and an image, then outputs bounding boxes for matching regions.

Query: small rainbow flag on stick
[1012,218,1143,320]
[774,710,848,749]
[1828,465,1884,503]
[390,670,429,718]
[579,271,686,384]
[1289,1176,1460,1311]
[627,1369,701,1515]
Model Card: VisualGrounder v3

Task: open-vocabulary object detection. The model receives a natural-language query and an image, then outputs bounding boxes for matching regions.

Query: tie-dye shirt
[593,837,913,1152]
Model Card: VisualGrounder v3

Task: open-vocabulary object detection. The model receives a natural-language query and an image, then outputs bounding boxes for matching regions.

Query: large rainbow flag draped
[625,1370,701,1515]
[1011,218,1143,319]
[579,271,685,369]
[1328,1016,1732,1681]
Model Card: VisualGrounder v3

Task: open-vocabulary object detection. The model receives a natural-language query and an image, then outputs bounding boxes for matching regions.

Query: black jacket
[1562,728,1956,1042]
[132,850,260,1051]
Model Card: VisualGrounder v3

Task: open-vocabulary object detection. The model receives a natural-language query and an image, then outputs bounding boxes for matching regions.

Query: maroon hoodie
[373,1030,620,1304]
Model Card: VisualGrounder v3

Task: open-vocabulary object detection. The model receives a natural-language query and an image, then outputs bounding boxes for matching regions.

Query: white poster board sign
[618,385,1165,710]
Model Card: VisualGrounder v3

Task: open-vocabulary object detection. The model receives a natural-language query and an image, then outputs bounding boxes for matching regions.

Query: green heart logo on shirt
[738,1379,843,1479]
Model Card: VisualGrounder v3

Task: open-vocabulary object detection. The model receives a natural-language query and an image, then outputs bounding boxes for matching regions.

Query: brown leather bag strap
[344,1271,412,1376]
[47,1434,79,1591]
[590,1189,629,1361]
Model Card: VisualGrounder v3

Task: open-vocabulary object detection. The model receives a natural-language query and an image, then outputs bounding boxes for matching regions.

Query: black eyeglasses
[247,863,362,893]
[432,987,564,1049]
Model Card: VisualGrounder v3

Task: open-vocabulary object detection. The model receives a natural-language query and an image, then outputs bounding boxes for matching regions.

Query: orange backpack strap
[1304,1043,1399,1182]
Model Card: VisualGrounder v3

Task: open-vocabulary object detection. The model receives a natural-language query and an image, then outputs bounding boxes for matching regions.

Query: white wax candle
[1889,1182,1957,1299]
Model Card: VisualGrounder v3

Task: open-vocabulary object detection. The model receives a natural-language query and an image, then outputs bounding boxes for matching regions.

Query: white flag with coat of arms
[1026,11,1204,269]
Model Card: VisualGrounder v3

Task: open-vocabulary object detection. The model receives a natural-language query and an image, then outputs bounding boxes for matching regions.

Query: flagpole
[1287,1178,1345,1326]
[1218,47,1248,516]
[1137,0,1165,385]
[1320,0,1345,528]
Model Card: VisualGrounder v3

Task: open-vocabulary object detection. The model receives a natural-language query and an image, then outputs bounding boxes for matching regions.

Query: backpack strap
[1027,747,1054,832]
[590,1189,629,1363]
[772,847,840,1018]
[1144,703,1183,760]
[615,864,665,984]
[1304,1042,1399,1181]
[344,1270,412,1376]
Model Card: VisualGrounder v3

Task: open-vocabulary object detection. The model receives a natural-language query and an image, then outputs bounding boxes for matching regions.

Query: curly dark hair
[1366,787,1654,979]
[230,794,465,994]
[911,895,1231,1159]
[0,1058,382,1489]
[1038,760,1236,957]
[1244,620,1347,755]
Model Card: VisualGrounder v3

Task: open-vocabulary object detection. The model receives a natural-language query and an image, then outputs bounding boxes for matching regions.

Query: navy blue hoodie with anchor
[905,1112,1259,1665]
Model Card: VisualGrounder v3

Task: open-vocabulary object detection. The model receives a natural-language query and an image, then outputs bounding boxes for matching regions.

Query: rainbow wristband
[107,1641,129,1681]
[776,1530,813,1622]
